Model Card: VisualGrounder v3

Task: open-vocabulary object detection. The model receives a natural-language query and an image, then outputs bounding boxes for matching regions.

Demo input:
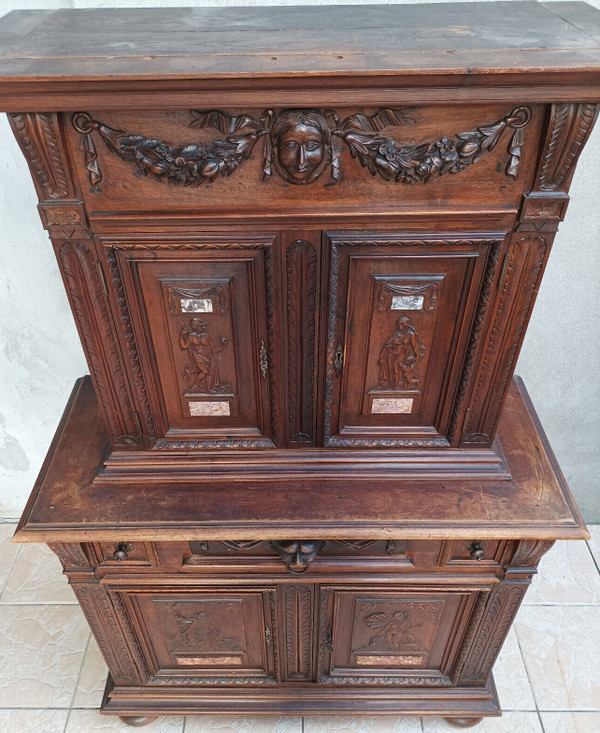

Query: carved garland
[72,106,531,189]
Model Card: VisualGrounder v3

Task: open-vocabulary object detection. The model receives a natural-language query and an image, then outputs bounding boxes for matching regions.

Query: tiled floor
[1,524,599,733]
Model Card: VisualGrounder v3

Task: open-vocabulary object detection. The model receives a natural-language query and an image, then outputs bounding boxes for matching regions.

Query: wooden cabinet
[2,2,599,728]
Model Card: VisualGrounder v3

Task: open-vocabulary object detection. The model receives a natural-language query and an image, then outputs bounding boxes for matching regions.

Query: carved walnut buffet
[1,2,598,728]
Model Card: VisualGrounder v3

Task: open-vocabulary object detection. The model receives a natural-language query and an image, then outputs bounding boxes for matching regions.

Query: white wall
[0,0,599,521]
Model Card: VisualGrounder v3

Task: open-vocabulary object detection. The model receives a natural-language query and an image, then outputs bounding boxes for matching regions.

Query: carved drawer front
[324,234,499,447]
[109,239,276,448]
[318,587,480,685]
[115,586,278,683]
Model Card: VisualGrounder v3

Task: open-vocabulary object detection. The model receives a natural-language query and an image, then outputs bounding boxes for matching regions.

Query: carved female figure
[179,317,229,394]
[377,315,421,390]
[270,109,332,184]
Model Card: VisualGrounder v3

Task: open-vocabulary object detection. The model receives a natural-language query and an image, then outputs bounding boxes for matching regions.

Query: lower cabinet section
[62,538,549,718]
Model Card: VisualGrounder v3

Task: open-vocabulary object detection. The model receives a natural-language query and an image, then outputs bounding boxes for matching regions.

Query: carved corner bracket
[72,106,531,191]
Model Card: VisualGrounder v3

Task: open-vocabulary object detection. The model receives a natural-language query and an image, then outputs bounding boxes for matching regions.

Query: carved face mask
[271,111,331,184]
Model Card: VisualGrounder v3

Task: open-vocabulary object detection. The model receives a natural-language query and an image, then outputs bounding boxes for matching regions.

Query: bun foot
[443,718,484,729]
[118,716,158,727]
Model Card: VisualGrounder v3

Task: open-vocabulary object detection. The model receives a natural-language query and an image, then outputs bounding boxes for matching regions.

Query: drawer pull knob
[467,540,486,561]
[113,542,132,562]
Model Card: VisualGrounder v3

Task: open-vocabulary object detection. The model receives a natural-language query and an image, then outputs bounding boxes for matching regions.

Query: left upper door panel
[107,236,277,448]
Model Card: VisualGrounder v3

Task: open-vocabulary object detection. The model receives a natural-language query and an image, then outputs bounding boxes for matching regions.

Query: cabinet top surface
[0,2,599,107]
[14,376,587,543]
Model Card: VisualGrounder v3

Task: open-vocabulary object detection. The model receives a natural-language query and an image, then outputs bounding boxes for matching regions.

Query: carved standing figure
[179,317,229,393]
[377,315,421,390]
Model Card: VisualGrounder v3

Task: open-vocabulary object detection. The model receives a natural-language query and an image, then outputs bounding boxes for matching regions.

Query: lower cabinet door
[114,585,278,684]
[318,586,482,685]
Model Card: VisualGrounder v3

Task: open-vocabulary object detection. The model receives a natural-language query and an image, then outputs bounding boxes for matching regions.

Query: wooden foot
[118,717,158,727]
[443,719,484,729]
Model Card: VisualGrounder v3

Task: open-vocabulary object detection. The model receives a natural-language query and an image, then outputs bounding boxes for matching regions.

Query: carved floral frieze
[72,106,531,190]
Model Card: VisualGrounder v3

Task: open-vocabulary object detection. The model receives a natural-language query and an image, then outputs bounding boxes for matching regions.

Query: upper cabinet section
[62,105,543,223]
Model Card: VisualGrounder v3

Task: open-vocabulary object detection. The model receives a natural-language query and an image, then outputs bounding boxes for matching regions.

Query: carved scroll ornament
[73,106,531,190]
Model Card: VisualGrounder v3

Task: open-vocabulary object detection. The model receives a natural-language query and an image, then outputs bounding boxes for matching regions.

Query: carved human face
[276,121,326,184]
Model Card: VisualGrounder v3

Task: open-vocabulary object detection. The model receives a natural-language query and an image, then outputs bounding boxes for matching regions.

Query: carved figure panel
[324,237,495,447]
[156,600,244,655]
[178,317,231,396]
[72,105,531,190]
[375,315,425,391]
[355,601,442,656]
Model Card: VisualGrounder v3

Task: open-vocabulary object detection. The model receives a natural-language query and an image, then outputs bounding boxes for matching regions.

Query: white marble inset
[184,717,302,733]
[2,542,75,603]
[540,712,600,732]
[304,717,422,733]
[73,637,108,708]
[524,540,600,605]
[0,708,69,733]
[422,712,543,731]
[0,604,89,707]
[493,627,536,711]
[586,525,600,567]
[65,710,184,732]
[0,523,19,596]
[515,605,600,710]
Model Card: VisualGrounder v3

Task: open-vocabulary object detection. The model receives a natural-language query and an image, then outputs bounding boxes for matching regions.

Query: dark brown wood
[2,2,597,725]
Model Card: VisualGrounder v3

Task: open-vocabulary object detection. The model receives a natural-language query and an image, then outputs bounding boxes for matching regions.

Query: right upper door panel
[323,233,503,447]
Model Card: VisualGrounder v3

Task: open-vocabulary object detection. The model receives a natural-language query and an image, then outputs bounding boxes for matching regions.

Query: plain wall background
[0,0,598,522]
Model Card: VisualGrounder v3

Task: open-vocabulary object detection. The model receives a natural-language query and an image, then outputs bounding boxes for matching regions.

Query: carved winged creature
[363,610,420,650]
[73,105,531,190]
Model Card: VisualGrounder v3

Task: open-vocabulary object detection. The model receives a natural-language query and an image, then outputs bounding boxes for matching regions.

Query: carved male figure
[179,317,229,393]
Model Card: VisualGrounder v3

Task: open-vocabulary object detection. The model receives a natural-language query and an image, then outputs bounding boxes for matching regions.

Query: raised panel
[319,587,479,685]
[323,234,500,447]
[110,238,276,448]
[119,587,277,683]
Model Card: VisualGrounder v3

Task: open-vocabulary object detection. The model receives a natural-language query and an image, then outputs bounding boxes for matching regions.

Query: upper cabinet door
[108,236,278,449]
[323,233,502,447]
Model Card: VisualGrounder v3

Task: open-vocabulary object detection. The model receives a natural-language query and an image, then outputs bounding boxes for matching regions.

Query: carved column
[460,103,599,447]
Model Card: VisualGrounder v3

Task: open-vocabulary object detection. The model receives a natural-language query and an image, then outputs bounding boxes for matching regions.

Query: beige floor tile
[523,539,600,605]
[0,708,69,732]
[540,712,600,732]
[65,710,184,731]
[0,604,89,708]
[493,627,536,711]
[515,605,600,710]
[0,523,20,596]
[422,712,542,731]
[587,525,600,567]
[304,717,421,733]
[185,717,302,733]
[2,543,75,604]
[72,636,108,708]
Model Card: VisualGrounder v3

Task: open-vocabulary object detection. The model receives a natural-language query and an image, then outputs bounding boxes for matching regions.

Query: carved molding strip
[286,240,317,443]
[9,113,71,199]
[73,106,531,189]
[447,240,502,443]
[511,539,556,568]
[450,591,490,682]
[58,241,141,447]
[538,103,599,192]
[463,235,548,445]
[284,585,313,681]
[105,248,157,444]
[74,584,143,684]
[461,583,526,684]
